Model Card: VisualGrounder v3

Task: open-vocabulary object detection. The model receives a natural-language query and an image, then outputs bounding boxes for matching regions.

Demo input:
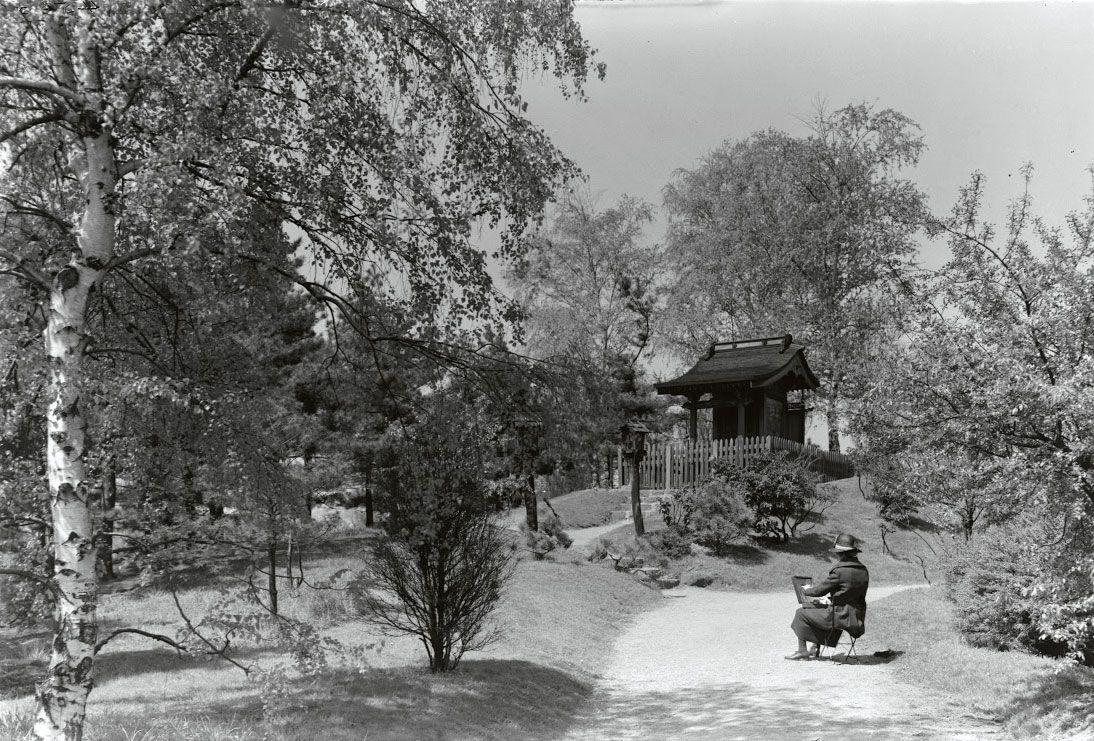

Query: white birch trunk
[34,125,116,741]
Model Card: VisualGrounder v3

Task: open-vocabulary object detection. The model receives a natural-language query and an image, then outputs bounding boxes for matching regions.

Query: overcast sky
[520,0,1094,269]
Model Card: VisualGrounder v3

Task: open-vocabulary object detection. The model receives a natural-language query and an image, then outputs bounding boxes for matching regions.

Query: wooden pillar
[737,404,746,439]
[688,406,698,440]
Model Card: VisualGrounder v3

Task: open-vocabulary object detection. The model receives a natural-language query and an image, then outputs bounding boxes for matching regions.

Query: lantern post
[621,421,650,536]
[513,417,544,531]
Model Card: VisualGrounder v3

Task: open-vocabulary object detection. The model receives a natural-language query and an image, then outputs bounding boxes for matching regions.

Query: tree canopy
[663,104,927,449]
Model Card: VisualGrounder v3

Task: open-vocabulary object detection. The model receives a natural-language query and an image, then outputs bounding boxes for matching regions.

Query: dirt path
[562,586,1007,740]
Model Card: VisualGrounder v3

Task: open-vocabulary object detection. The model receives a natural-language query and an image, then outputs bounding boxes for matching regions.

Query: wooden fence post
[665,443,673,490]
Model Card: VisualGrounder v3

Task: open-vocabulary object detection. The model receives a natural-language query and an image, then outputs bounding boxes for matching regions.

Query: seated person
[786,533,869,660]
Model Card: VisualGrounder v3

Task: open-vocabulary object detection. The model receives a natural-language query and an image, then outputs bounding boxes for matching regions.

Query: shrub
[587,538,611,562]
[945,513,1094,664]
[649,528,693,560]
[353,398,515,673]
[521,513,572,559]
[712,451,829,542]
[659,480,750,556]
[945,523,1056,654]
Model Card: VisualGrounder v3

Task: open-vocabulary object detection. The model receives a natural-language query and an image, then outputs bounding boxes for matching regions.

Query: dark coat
[791,555,870,644]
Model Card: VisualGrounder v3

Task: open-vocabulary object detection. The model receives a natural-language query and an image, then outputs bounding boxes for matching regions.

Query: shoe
[784,651,813,661]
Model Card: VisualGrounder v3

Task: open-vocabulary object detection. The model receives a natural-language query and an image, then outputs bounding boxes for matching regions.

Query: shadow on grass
[900,515,942,534]
[1005,666,1094,737]
[763,531,833,559]
[97,659,593,741]
[0,657,46,698]
[97,647,194,685]
[714,544,769,565]
[570,680,1004,740]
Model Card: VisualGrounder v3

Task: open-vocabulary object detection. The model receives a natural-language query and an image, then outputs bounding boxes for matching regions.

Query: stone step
[614,507,665,521]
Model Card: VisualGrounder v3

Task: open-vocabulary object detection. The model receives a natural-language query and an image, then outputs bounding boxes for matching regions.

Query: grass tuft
[0,701,33,740]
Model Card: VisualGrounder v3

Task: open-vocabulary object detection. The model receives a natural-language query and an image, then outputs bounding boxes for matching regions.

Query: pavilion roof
[654,336,820,397]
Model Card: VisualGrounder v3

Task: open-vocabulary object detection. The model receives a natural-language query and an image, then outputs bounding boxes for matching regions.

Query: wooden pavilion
[655,335,819,442]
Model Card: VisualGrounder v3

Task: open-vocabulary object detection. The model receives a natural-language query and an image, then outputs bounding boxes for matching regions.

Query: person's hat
[831,533,859,552]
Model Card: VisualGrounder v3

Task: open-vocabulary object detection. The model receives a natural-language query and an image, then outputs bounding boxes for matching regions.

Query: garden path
[561,585,1008,740]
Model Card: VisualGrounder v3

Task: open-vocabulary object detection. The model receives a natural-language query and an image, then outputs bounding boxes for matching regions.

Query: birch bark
[34,125,116,741]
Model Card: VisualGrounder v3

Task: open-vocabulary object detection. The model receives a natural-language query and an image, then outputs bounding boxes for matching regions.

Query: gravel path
[563,585,1007,740]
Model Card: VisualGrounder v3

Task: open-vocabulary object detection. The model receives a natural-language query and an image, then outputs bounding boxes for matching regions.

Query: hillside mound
[596,476,940,591]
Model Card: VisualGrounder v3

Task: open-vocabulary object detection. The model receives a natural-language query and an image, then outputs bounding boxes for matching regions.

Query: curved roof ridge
[655,338,819,397]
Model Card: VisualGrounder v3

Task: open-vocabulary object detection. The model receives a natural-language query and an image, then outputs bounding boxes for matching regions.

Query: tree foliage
[506,189,668,485]
[850,166,1094,663]
[663,103,927,449]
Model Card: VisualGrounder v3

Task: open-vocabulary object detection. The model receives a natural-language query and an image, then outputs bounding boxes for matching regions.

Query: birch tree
[0,2,600,737]
[507,191,665,480]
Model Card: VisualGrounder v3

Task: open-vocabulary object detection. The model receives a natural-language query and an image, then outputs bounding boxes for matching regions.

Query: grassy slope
[870,587,1094,740]
[0,538,658,741]
[540,487,631,528]
[598,476,940,591]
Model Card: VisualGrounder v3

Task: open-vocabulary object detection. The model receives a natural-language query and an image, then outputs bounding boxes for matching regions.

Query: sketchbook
[792,575,813,604]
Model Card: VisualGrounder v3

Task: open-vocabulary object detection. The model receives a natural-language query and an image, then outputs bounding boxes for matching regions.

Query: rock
[688,574,716,588]
[656,576,681,589]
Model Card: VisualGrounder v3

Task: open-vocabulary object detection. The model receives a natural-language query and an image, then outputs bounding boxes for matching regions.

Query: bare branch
[169,587,252,675]
[94,628,188,655]
[0,246,50,289]
[0,567,59,596]
[104,247,156,270]
[0,76,83,105]
[0,111,64,145]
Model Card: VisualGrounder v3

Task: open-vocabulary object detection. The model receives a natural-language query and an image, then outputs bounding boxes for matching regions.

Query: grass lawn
[0,535,659,740]
[596,476,939,591]
[869,587,1094,740]
[540,487,631,528]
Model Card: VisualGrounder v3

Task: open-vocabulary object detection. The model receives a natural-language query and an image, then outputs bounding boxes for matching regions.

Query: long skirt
[791,606,841,647]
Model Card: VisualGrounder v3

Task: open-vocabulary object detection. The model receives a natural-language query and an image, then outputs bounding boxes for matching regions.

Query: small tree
[356,398,514,672]
[713,451,831,542]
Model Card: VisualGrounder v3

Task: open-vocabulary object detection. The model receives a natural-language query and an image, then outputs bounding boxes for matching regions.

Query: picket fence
[616,435,853,490]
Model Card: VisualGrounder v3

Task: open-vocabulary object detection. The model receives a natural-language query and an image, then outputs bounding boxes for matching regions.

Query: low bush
[711,451,830,542]
[649,528,692,560]
[945,525,1056,655]
[945,513,1094,664]
[658,479,750,556]
[522,513,572,559]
